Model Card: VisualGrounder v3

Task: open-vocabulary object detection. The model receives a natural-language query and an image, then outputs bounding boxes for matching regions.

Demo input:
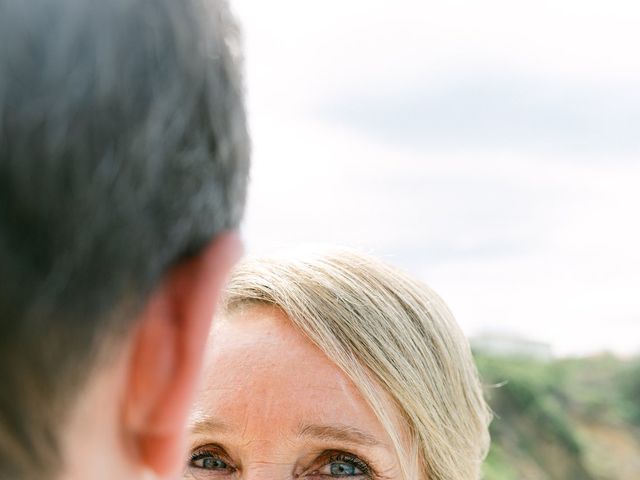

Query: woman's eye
[190,452,232,471]
[312,454,369,477]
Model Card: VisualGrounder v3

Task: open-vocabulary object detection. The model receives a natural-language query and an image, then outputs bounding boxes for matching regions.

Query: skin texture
[186,305,404,480]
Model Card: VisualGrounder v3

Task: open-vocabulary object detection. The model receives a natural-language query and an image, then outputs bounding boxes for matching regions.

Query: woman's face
[185,305,404,480]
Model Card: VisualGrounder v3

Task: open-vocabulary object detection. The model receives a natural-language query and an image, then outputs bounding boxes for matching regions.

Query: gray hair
[0,0,249,478]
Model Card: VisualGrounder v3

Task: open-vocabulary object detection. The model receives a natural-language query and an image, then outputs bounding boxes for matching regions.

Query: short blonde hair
[222,247,491,480]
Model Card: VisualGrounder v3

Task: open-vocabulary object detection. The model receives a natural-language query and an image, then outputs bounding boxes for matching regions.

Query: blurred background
[231,1,640,478]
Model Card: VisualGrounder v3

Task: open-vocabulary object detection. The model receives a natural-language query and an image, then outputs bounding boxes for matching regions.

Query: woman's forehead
[193,305,390,440]
[206,306,338,379]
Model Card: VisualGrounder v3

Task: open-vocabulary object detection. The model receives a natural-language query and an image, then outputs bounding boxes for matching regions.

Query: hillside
[476,353,640,480]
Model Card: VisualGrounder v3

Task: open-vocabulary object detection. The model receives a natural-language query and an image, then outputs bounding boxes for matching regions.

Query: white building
[471,331,553,361]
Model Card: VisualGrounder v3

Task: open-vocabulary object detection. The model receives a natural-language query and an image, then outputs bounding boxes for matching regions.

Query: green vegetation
[475,353,640,480]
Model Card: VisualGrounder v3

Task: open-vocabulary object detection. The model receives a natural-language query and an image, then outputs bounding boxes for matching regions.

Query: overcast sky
[231,0,640,356]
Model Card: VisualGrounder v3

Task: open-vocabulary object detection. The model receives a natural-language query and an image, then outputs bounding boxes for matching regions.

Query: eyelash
[189,447,236,473]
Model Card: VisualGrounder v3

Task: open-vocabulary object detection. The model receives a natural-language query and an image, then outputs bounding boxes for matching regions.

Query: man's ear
[123,231,242,477]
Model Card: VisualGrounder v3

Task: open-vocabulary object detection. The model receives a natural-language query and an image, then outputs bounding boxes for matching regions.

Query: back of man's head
[0,0,249,479]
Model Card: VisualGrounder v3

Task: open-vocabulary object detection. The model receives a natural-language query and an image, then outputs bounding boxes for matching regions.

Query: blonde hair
[222,247,491,480]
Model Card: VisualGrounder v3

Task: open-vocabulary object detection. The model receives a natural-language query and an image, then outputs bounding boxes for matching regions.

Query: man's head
[0,0,249,479]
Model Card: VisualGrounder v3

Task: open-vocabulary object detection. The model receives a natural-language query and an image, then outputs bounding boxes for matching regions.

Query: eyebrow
[189,417,231,436]
[189,417,383,448]
[297,423,383,447]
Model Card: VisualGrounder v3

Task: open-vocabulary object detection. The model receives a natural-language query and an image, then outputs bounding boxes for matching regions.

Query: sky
[230,0,640,356]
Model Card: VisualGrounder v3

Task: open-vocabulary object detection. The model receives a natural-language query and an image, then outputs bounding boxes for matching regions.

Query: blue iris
[330,461,359,476]
[202,457,227,470]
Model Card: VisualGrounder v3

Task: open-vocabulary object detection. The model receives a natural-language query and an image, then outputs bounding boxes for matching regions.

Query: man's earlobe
[122,232,242,477]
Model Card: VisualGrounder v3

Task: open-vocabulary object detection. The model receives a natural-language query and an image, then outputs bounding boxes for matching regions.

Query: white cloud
[231,0,640,356]
[234,0,640,109]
